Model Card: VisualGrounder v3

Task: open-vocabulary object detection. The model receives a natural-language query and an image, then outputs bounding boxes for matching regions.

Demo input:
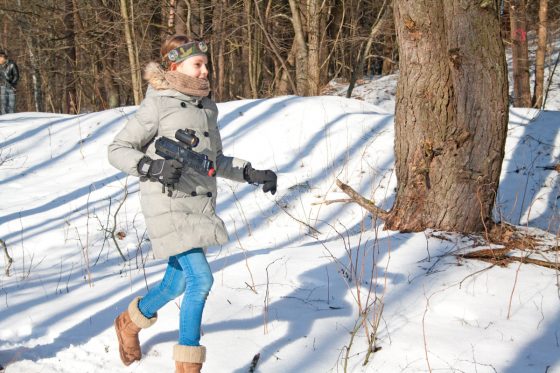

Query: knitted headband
[166,41,208,64]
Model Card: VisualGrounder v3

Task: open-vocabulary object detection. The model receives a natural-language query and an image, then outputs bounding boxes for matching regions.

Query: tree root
[458,223,560,270]
[459,248,560,270]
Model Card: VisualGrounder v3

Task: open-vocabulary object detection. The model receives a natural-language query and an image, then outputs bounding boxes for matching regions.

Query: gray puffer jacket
[108,62,249,259]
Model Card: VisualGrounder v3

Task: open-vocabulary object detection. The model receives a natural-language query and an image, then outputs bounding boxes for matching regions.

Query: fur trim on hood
[143,62,171,90]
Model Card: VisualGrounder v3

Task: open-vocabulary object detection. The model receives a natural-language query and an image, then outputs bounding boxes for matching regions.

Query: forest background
[1,0,559,115]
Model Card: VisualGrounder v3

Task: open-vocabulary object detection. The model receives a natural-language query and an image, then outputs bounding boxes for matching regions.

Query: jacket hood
[143,62,171,91]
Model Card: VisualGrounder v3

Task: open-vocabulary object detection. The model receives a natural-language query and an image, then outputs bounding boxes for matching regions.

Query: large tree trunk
[509,0,531,107]
[386,1,508,233]
[533,0,548,108]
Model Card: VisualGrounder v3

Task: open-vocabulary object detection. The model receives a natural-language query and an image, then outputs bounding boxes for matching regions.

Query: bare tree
[210,0,226,101]
[94,0,121,109]
[242,0,263,98]
[120,0,143,105]
[510,0,531,107]
[346,0,390,98]
[168,0,177,32]
[0,0,405,109]
[533,0,548,108]
[288,0,309,96]
[64,0,78,113]
[307,0,325,96]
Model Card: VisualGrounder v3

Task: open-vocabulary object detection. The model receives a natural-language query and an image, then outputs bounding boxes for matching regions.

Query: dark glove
[138,156,183,185]
[244,164,277,195]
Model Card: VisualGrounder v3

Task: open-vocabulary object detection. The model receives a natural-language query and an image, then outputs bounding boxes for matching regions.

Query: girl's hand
[244,165,277,195]
[138,156,183,185]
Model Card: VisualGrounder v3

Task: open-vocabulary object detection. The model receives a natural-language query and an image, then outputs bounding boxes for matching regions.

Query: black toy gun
[155,129,217,193]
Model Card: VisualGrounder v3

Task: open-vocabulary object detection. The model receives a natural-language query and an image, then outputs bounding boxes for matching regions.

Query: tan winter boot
[173,345,206,373]
[114,296,157,366]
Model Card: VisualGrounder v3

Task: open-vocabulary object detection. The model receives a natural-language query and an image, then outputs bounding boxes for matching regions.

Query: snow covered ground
[1,48,559,372]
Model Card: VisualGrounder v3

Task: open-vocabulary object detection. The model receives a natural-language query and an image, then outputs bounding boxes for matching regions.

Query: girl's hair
[161,34,193,68]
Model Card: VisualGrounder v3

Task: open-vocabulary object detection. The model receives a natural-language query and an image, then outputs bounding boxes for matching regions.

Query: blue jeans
[138,248,213,346]
[0,85,16,114]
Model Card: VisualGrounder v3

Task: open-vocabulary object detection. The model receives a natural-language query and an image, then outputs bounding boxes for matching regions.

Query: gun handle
[161,183,174,196]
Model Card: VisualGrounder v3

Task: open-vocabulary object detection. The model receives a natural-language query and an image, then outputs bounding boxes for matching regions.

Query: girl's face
[172,55,209,80]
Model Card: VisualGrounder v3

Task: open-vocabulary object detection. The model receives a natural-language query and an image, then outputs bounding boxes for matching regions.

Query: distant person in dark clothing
[0,50,19,114]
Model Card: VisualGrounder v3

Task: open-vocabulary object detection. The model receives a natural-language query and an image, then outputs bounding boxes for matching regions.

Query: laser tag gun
[155,129,217,194]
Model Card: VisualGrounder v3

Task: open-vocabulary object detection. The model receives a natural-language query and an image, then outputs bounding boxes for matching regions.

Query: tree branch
[335,179,389,220]
[1,239,13,276]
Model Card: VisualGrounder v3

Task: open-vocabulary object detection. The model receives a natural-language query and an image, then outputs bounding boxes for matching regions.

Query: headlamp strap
[166,41,208,64]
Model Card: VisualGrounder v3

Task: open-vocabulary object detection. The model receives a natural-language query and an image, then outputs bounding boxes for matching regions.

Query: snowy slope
[1,48,560,372]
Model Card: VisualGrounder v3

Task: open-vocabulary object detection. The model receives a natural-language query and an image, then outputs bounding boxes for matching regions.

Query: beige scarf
[164,71,210,97]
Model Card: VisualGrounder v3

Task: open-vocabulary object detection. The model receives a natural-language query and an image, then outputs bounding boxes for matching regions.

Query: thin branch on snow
[1,239,13,277]
[334,179,389,220]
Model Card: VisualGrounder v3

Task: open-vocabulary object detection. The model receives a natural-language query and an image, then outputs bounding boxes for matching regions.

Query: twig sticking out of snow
[334,179,389,220]
[1,239,13,276]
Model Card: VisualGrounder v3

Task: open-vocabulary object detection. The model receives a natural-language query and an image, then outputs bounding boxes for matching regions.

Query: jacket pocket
[173,168,217,199]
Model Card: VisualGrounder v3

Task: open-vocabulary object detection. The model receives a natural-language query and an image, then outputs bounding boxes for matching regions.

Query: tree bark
[187,0,194,38]
[27,37,43,112]
[2,14,8,56]
[186,0,205,39]
[532,0,548,108]
[91,0,120,108]
[381,10,396,76]
[211,0,226,101]
[64,0,78,113]
[168,0,177,33]
[275,37,297,96]
[120,0,142,105]
[387,0,509,233]
[174,0,187,35]
[307,0,321,96]
[243,0,260,98]
[509,0,531,107]
[288,0,308,96]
